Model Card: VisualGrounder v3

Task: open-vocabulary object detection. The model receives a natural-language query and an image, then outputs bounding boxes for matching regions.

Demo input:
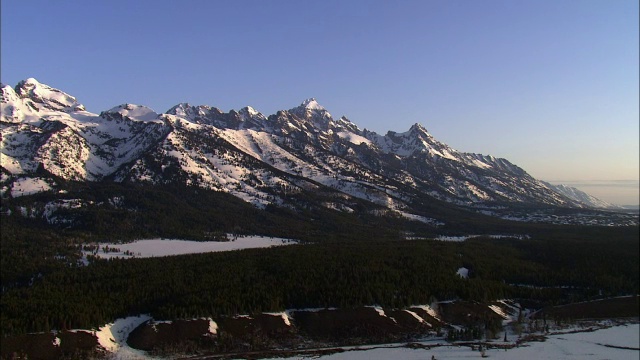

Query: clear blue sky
[2,0,638,204]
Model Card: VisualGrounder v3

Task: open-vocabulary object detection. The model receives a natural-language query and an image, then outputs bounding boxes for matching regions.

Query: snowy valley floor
[98,320,640,360]
[272,322,639,360]
[81,235,298,262]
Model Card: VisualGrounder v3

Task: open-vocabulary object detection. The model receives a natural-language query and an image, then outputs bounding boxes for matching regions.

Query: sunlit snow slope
[2,78,594,215]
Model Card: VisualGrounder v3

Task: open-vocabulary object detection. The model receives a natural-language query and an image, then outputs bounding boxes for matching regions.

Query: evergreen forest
[1,182,638,337]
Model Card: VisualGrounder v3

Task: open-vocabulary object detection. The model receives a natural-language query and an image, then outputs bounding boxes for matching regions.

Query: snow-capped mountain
[2,78,591,219]
[543,182,619,209]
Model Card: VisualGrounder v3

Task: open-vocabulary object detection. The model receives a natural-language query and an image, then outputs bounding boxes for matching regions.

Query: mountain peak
[406,123,434,141]
[167,103,195,119]
[106,104,160,122]
[410,123,429,133]
[22,77,42,86]
[240,106,260,116]
[237,106,267,128]
[15,78,85,112]
[300,98,325,111]
[289,98,333,130]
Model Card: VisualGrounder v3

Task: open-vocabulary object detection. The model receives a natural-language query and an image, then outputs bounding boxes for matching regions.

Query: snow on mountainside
[1,80,169,181]
[544,182,619,209]
[1,78,596,218]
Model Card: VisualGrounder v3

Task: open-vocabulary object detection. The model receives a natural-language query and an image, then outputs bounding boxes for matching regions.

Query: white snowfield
[10,177,52,197]
[83,235,299,260]
[277,323,640,360]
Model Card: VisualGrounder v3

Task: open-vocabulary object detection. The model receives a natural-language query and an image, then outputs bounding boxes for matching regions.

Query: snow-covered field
[10,176,52,197]
[82,235,298,260]
[277,323,639,360]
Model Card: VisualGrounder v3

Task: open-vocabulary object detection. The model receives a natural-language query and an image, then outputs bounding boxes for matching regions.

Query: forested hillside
[1,185,638,337]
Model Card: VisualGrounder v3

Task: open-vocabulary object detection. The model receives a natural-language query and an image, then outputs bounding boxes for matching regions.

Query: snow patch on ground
[207,318,218,335]
[403,310,427,325]
[412,305,442,322]
[366,306,387,318]
[83,235,299,260]
[95,315,151,354]
[10,177,52,197]
[43,199,87,222]
[497,300,521,318]
[276,323,640,359]
[456,267,469,279]
[396,211,444,226]
[265,312,292,326]
[488,304,510,320]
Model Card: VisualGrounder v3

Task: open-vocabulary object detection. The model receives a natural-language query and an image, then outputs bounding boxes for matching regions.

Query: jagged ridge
[2,79,595,222]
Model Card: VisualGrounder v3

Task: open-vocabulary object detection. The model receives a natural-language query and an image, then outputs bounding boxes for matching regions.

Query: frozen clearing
[10,177,52,197]
[277,323,639,360]
[83,235,298,260]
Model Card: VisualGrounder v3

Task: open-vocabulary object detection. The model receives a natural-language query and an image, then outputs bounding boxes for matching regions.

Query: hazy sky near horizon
[2,0,638,204]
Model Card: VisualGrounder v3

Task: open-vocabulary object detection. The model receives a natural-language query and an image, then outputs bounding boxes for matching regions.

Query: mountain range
[1,78,616,224]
